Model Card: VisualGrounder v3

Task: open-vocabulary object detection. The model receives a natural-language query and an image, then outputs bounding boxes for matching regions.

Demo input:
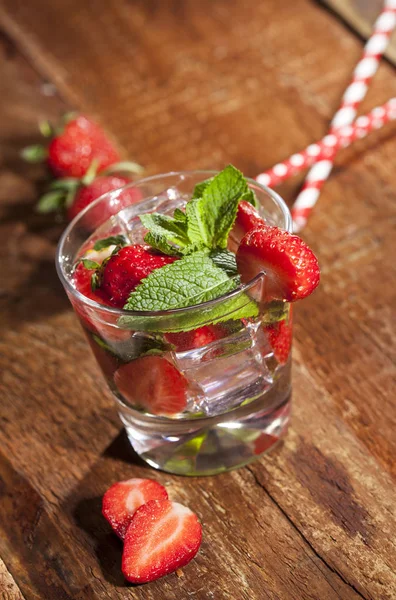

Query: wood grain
[322,0,396,65]
[0,0,396,598]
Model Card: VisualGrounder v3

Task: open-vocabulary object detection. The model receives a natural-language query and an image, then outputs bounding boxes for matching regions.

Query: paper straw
[256,98,396,190]
[291,0,396,231]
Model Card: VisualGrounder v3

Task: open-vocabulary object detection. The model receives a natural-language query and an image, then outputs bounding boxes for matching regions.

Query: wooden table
[0,1,395,598]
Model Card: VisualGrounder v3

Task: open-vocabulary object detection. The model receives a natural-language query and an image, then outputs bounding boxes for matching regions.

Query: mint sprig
[140,165,255,255]
[120,164,261,330]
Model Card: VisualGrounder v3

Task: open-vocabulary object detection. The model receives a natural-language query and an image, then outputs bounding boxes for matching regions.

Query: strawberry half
[229,201,266,252]
[99,245,178,308]
[114,355,188,416]
[236,226,320,302]
[265,309,293,365]
[122,499,202,584]
[102,478,168,539]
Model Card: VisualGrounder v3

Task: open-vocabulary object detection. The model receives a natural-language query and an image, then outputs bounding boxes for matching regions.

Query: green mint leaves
[141,165,255,254]
[120,165,260,330]
[125,252,236,312]
[121,251,258,332]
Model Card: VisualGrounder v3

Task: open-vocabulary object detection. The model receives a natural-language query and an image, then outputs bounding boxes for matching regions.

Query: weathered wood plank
[0,0,396,598]
[322,0,396,65]
[0,558,25,600]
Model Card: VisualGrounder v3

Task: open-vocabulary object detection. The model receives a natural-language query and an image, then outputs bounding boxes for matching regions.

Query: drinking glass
[56,171,293,475]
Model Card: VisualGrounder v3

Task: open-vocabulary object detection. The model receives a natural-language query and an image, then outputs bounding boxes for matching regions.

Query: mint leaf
[186,165,248,249]
[124,252,235,311]
[140,212,189,251]
[93,235,127,251]
[144,231,182,256]
[240,189,259,208]
[120,251,258,332]
[80,259,100,270]
[191,178,212,199]
[210,249,238,276]
[173,208,187,223]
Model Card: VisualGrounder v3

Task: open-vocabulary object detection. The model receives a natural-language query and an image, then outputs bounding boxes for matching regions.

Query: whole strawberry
[23,114,121,178]
[98,245,179,307]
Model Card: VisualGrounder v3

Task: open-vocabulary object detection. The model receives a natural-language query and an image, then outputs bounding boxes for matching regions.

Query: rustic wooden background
[0,0,395,598]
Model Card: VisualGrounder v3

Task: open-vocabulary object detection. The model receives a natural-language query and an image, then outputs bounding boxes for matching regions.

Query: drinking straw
[290,0,396,231]
[256,97,396,192]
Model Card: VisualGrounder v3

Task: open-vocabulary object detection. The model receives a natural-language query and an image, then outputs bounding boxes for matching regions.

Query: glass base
[117,385,291,476]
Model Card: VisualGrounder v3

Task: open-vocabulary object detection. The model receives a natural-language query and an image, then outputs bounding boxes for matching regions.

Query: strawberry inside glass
[57,166,319,476]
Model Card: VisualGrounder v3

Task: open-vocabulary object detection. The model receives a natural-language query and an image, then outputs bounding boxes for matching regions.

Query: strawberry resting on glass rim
[71,165,320,418]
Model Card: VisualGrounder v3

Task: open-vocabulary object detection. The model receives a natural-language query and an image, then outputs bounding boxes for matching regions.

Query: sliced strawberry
[100,245,178,308]
[102,479,168,539]
[253,433,279,455]
[114,355,188,416]
[265,310,293,365]
[236,226,320,302]
[229,201,266,251]
[165,324,224,352]
[71,262,108,332]
[122,499,202,584]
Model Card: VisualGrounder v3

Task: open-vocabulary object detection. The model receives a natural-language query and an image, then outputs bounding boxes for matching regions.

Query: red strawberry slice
[102,479,168,539]
[236,226,320,302]
[100,245,178,308]
[67,175,142,225]
[253,433,279,456]
[165,324,224,352]
[48,115,120,178]
[114,355,188,416]
[265,310,293,365]
[122,499,202,584]
[229,201,266,252]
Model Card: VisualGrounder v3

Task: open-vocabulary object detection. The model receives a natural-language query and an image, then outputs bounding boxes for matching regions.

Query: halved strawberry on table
[122,499,202,584]
[102,478,168,539]
[114,355,188,416]
[236,226,320,303]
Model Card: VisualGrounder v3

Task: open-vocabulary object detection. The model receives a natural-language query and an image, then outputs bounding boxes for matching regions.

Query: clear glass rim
[56,170,292,317]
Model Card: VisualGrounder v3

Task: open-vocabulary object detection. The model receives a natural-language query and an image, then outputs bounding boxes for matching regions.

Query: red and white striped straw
[291,0,396,231]
[256,98,396,189]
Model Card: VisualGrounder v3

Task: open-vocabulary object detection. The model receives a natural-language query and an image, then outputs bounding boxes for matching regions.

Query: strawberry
[99,245,178,308]
[48,115,120,178]
[67,175,142,227]
[71,262,109,332]
[265,308,293,365]
[122,499,202,584]
[165,324,224,352]
[114,355,188,416]
[236,226,320,302]
[229,201,266,251]
[253,432,279,456]
[102,479,168,539]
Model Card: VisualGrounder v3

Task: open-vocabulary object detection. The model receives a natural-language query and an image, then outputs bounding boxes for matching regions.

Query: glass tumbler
[56,171,293,475]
